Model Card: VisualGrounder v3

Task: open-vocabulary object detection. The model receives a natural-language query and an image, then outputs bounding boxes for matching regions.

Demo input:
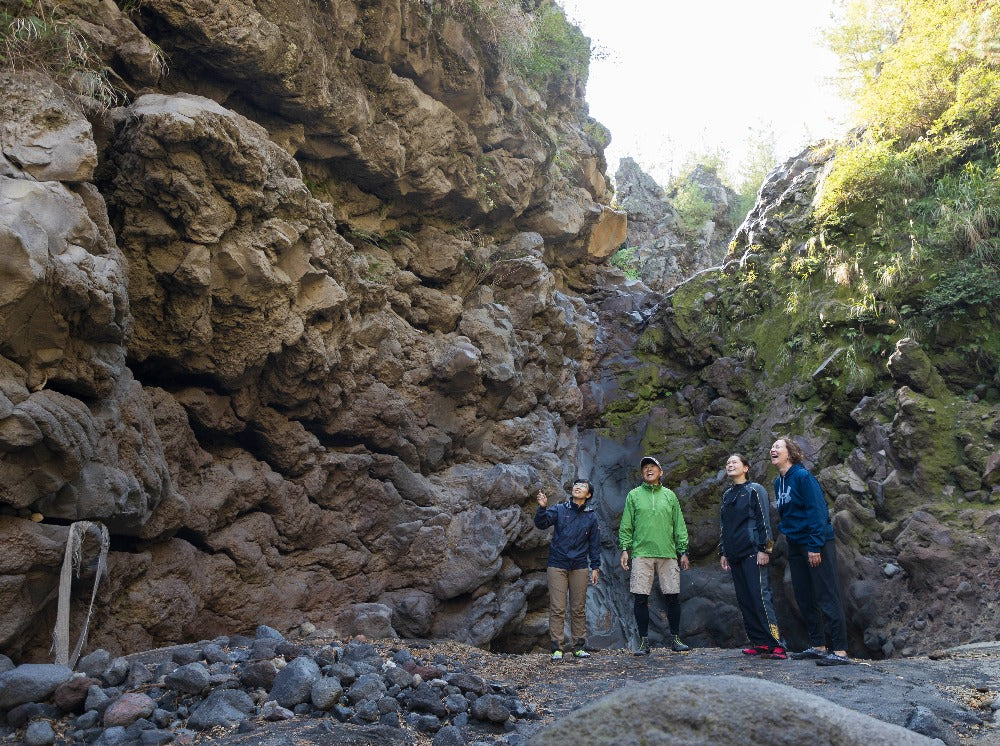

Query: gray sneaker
[634,637,650,656]
[671,636,690,652]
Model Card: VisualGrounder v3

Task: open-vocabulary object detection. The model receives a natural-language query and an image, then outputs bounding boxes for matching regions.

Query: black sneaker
[634,637,650,656]
[816,652,851,666]
[790,647,827,660]
[671,636,690,652]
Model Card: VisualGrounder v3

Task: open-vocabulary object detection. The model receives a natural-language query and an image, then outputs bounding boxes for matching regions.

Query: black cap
[639,456,661,469]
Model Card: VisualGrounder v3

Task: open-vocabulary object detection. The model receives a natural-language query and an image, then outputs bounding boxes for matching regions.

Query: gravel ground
[205,639,1000,745]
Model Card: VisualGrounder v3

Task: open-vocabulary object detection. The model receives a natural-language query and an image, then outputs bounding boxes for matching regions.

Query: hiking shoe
[550,649,563,661]
[742,644,770,656]
[767,646,788,660]
[816,652,851,666]
[573,649,591,658]
[790,647,827,660]
[634,637,650,656]
[671,636,690,652]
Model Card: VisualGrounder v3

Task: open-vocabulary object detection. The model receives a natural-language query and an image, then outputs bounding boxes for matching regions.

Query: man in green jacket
[619,455,691,655]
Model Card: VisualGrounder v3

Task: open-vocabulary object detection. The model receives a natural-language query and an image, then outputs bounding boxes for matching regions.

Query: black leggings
[633,593,681,637]
[786,539,847,650]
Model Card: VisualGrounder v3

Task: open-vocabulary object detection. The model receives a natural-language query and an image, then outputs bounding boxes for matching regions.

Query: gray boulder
[76,649,111,678]
[163,662,211,694]
[187,688,255,730]
[529,675,941,745]
[905,705,960,746]
[310,677,344,710]
[0,663,73,709]
[268,655,320,708]
[470,694,510,723]
[23,719,55,746]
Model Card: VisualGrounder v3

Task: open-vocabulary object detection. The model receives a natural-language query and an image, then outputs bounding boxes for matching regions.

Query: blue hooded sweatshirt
[534,499,601,571]
[773,462,834,552]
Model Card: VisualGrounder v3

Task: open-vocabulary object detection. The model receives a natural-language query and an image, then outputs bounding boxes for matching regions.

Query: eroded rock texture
[0,0,626,660]
[614,157,739,292]
[582,147,1000,655]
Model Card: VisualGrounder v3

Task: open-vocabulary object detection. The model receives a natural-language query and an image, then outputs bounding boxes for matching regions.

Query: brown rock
[54,675,100,713]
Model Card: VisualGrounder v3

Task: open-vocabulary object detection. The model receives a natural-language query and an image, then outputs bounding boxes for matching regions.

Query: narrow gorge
[0,0,998,681]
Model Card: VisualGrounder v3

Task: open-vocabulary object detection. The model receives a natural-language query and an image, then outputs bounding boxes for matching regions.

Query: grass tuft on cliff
[0,0,121,104]
[421,0,590,88]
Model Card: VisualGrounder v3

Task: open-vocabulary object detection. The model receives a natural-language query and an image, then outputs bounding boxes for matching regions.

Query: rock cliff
[1,0,997,666]
[584,145,1000,655]
[0,0,627,660]
[613,157,740,292]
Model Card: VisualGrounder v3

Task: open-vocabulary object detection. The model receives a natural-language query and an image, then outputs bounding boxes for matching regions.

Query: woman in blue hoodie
[770,438,850,666]
[535,480,601,661]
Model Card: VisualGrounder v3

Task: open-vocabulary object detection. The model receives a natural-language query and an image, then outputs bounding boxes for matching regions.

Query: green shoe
[550,649,563,661]
[634,637,650,656]
[671,636,690,652]
[573,649,591,658]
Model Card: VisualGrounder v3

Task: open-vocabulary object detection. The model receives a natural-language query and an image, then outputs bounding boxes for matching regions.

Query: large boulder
[529,675,939,745]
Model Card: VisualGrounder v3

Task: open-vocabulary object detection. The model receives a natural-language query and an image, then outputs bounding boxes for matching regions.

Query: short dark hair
[573,479,594,498]
[777,437,805,464]
[728,453,750,468]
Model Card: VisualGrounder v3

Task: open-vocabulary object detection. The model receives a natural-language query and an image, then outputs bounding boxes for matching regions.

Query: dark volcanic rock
[187,689,255,730]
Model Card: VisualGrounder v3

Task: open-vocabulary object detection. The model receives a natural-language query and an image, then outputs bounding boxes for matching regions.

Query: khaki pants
[547,567,590,650]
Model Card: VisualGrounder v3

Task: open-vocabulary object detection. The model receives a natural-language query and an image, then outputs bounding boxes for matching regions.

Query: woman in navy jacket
[719,453,785,659]
[535,480,600,660]
[771,437,850,665]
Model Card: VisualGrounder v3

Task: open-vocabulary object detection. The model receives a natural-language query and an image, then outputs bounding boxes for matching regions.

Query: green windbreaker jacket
[618,482,689,558]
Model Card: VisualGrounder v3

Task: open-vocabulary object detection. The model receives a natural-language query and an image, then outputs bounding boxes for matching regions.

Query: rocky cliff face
[614,157,739,292]
[2,0,996,666]
[586,145,1000,655]
[0,0,627,660]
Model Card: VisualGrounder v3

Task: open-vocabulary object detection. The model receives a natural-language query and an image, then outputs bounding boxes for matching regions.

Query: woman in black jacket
[719,454,786,659]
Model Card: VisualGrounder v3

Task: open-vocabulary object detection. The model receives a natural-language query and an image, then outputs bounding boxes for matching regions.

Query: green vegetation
[0,0,122,105]
[803,0,1000,346]
[609,245,640,279]
[672,180,715,241]
[418,0,590,87]
[732,124,779,218]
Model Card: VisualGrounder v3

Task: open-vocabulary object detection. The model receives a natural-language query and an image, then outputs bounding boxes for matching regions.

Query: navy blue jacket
[534,500,601,571]
[719,481,774,560]
[774,463,834,552]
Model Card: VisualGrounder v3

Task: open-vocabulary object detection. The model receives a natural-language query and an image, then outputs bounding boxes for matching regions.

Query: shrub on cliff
[812,0,1000,342]
[422,0,590,87]
[0,0,120,104]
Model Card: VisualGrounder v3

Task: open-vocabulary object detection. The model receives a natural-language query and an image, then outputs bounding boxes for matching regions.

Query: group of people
[533,437,851,666]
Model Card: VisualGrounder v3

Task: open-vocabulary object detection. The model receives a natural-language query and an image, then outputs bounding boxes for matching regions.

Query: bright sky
[557,0,852,187]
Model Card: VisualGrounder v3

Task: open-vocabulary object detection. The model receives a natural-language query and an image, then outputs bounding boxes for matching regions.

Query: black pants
[786,538,847,651]
[730,554,783,647]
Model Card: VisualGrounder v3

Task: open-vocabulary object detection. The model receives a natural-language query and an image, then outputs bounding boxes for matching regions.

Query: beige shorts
[630,556,680,595]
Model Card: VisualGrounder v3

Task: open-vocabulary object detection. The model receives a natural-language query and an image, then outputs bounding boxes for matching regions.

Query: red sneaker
[768,646,788,660]
[742,645,770,656]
